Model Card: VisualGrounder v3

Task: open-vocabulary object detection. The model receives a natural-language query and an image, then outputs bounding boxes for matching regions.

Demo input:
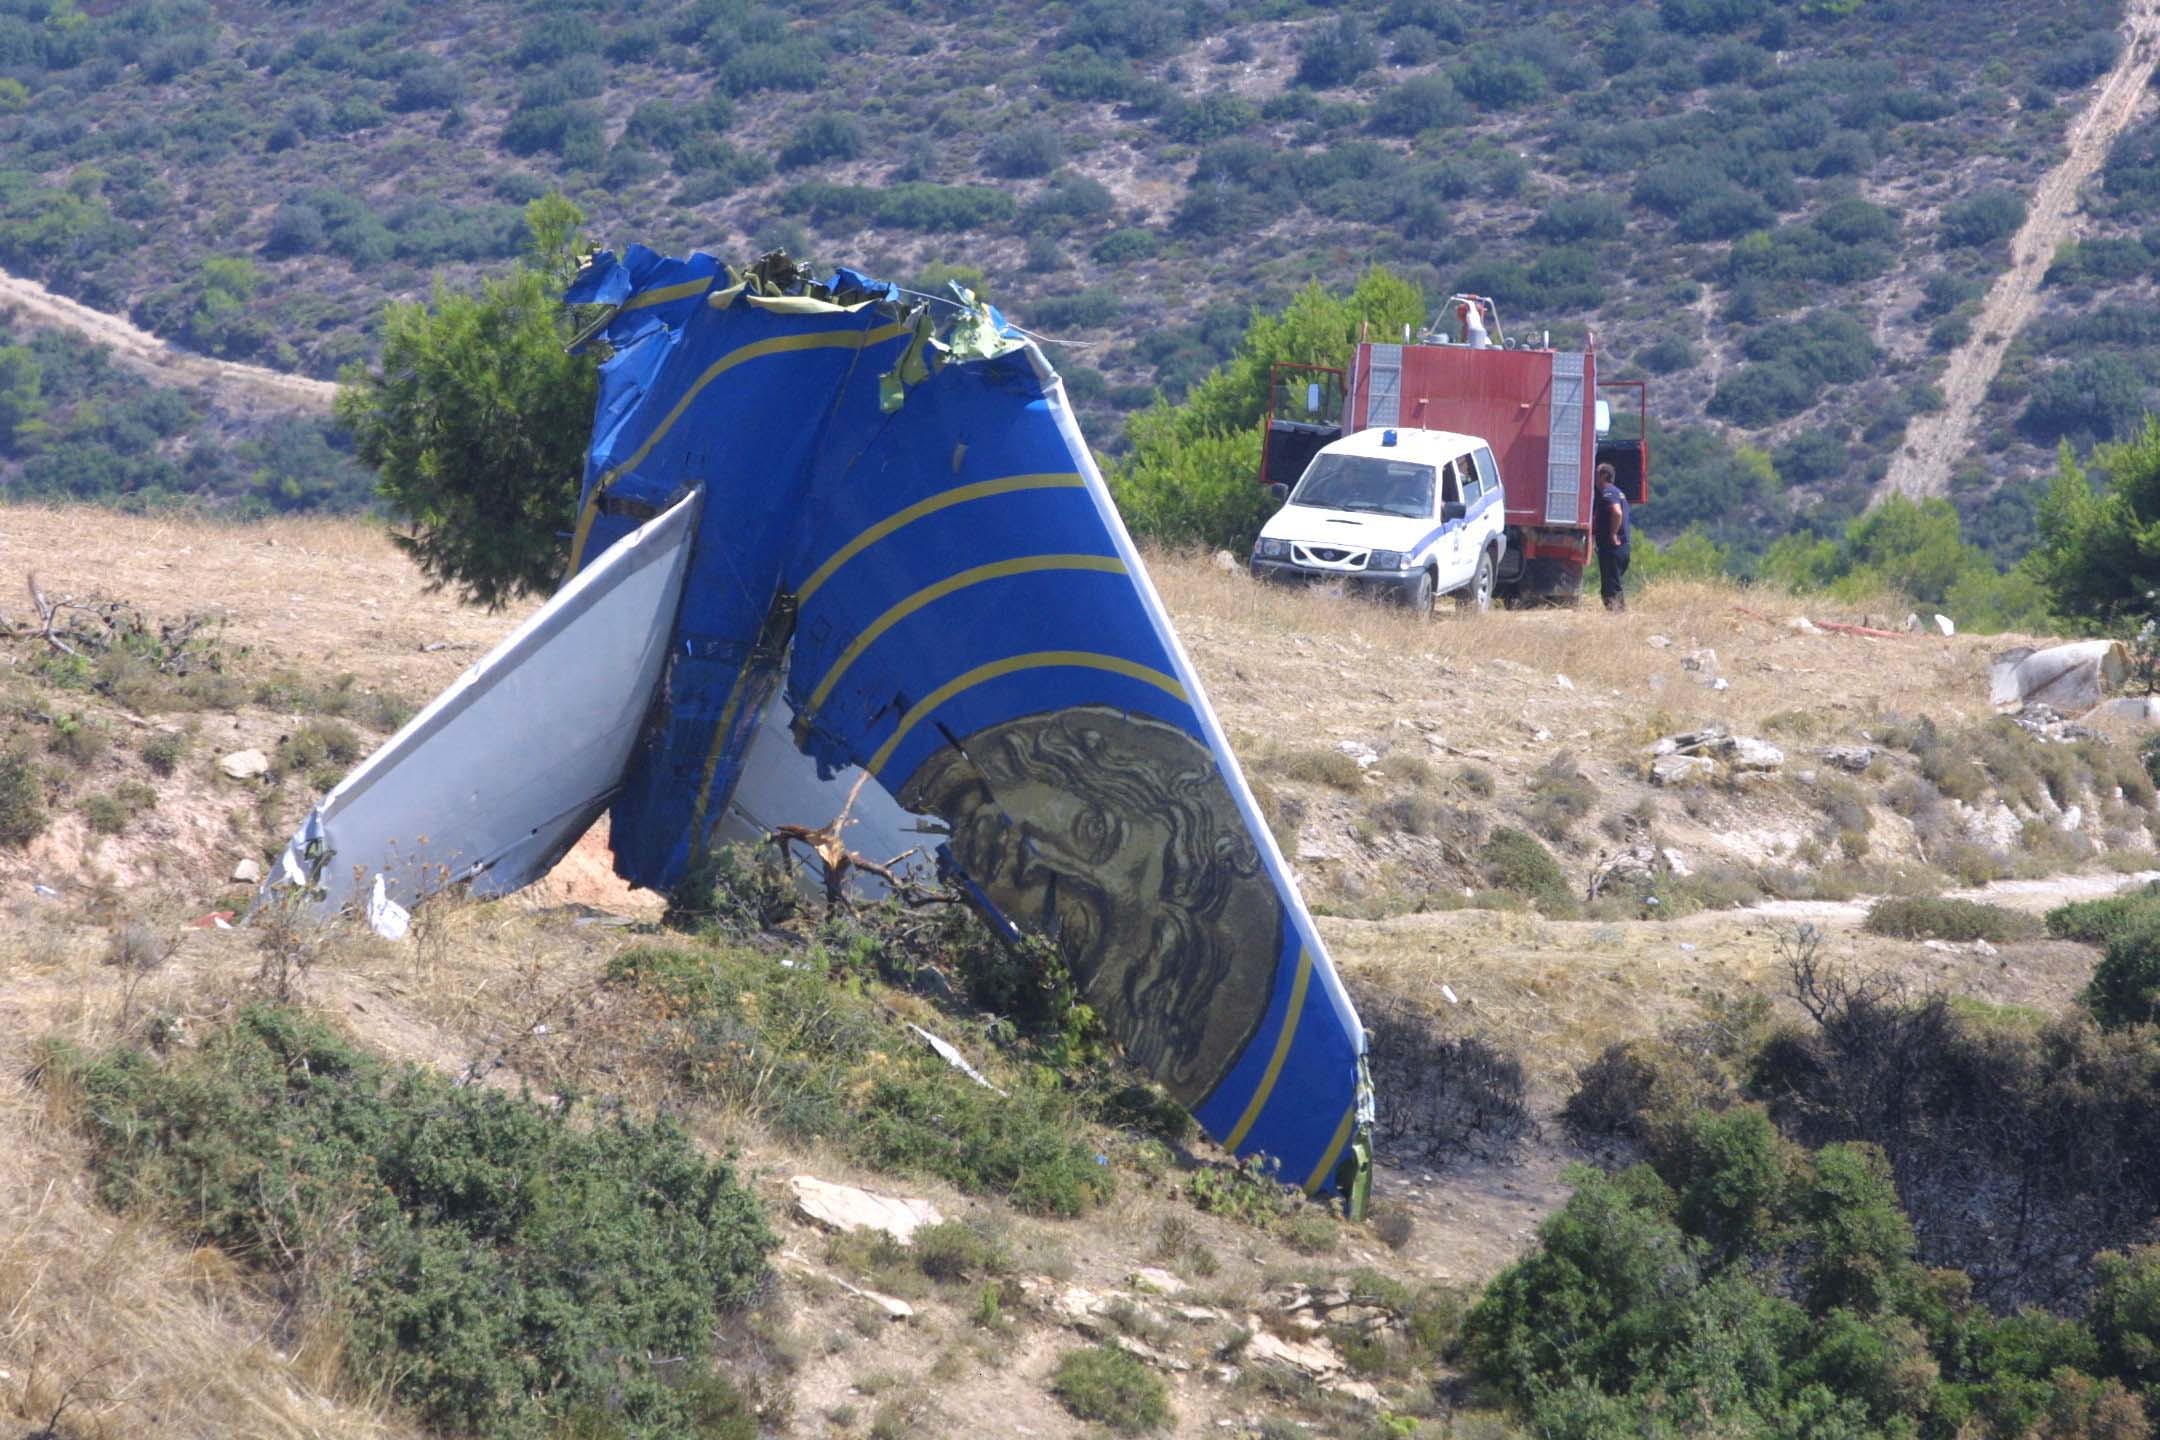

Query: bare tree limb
[769,771,954,913]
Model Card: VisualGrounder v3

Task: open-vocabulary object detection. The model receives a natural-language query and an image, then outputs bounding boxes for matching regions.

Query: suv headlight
[1254,537,1291,560]
[1367,550,1407,571]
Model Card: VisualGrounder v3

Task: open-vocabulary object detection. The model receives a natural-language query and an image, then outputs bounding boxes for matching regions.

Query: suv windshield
[1289,453,1434,519]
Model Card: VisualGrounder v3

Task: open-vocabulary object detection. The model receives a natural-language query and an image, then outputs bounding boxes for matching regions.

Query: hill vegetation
[0,0,2138,563]
[9,503,2160,1434]
[0,315,366,511]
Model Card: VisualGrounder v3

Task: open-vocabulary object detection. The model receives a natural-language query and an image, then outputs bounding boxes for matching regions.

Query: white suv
[1250,427,1507,612]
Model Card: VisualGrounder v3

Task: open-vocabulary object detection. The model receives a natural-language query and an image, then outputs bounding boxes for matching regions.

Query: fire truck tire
[1456,551,1495,613]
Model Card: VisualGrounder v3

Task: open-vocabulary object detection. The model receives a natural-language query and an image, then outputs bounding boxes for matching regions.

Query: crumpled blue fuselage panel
[566,247,1368,1193]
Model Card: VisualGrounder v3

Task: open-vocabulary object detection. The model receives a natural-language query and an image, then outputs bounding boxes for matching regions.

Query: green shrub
[1091,228,1159,264]
[1661,1106,1788,1258]
[1295,14,1379,88]
[715,36,827,97]
[1275,746,1364,790]
[1025,287,1120,331]
[1465,1102,2148,1436]
[783,181,1016,233]
[1050,1345,1170,1433]
[1525,751,1597,840]
[2087,913,2160,1029]
[911,1220,1011,1284]
[1156,92,1256,144]
[777,112,864,169]
[1639,335,1698,373]
[1038,45,1143,102]
[1708,360,1818,426]
[139,728,188,776]
[1795,1141,1915,1314]
[1480,826,1572,913]
[986,122,1063,178]
[2021,355,2147,447]
[0,749,46,846]
[1862,897,2041,945]
[272,717,360,781]
[67,1007,772,1440]
[1185,1153,1296,1228]
[1940,189,2026,249]
[665,842,800,934]
[2092,1245,2160,1390]
[949,918,1096,1053]
[47,711,107,766]
[607,944,1111,1215]
[1535,193,1626,243]
[79,789,135,834]
[1368,73,1463,136]
[1462,1164,1701,1394]
[2048,887,2160,944]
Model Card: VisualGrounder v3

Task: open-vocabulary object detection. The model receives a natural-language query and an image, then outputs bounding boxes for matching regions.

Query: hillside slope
[1879,0,2160,505]
[0,260,335,414]
[6,505,2158,1436]
[0,0,2136,554]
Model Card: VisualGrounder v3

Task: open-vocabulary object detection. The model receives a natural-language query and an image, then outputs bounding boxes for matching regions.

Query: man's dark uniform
[1596,475,1631,611]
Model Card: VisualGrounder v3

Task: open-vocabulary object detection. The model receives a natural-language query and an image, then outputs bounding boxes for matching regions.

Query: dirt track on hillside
[0,263,336,414]
[1877,0,2160,505]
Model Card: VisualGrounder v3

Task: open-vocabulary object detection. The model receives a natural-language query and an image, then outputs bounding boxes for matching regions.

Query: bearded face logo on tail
[899,706,1281,1107]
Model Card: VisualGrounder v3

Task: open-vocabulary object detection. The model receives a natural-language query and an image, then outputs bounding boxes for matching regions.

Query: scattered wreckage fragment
[1989,639,2129,714]
[266,249,1373,1205]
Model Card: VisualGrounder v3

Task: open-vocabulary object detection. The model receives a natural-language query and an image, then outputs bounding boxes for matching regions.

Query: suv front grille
[1291,542,1371,571]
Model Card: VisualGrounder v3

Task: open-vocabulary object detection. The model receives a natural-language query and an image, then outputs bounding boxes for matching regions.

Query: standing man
[1595,462,1631,611]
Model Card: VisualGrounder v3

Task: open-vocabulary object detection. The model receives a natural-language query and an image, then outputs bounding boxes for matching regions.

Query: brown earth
[3,504,2151,1438]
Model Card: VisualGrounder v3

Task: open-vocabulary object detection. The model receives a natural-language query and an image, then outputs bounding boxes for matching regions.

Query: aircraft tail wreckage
[272,249,1373,1204]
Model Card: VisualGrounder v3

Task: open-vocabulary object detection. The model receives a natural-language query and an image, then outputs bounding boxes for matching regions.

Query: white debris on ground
[1989,640,2128,713]
[774,1250,915,1321]
[1647,725,1784,786]
[1588,843,1693,899]
[1334,739,1381,769]
[1027,1276,1411,1407]
[2088,695,2160,727]
[788,1175,944,1244]
[365,873,410,941]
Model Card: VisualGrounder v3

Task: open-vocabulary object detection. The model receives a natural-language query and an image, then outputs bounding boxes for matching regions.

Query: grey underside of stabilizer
[266,491,700,916]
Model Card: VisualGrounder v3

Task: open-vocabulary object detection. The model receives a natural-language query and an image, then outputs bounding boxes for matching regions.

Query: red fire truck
[1260,295,1649,605]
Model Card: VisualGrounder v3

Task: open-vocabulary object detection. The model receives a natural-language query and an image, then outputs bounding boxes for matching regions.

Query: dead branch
[28,571,89,658]
[1734,604,1908,640]
[22,572,224,678]
[25,1357,118,1440]
[1814,620,1908,640]
[769,771,951,912]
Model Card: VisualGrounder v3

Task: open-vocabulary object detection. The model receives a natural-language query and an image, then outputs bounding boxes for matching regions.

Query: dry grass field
[0,504,2147,1439]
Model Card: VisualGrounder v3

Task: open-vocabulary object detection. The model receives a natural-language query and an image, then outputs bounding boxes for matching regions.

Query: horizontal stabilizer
[268,491,699,913]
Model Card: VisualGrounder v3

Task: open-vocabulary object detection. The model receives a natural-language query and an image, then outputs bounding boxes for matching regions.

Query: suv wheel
[1409,568,1435,614]
[1456,551,1495,613]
